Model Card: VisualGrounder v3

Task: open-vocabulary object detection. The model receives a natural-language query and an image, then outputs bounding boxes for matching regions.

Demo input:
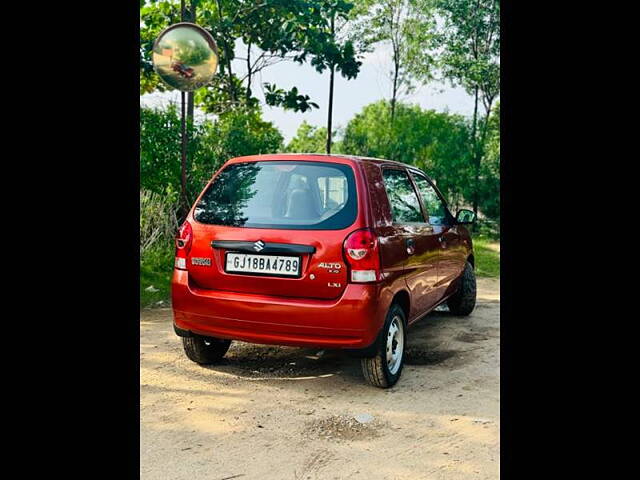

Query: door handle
[406,238,415,255]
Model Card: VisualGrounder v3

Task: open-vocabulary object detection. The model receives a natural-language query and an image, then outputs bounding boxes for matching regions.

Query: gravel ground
[140,278,500,480]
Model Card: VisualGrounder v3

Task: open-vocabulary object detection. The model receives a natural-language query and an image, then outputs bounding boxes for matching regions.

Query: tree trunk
[180,91,189,214]
[391,58,399,123]
[326,14,335,154]
[226,47,235,102]
[215,0,236,103]
[246,42,252,105]
[178,0,190,217]
[472,97,495,228]
[390,4,401,124]
[478,96,495,149]
[471,85,479,219]
[326,64,335,154]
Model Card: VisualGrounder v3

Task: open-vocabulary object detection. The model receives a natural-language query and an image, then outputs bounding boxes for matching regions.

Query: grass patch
[473,235,500,278]
[140,244,174,308]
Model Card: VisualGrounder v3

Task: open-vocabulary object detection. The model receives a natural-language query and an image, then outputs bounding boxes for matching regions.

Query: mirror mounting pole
[179,1,188,217]
[180,90,188,217]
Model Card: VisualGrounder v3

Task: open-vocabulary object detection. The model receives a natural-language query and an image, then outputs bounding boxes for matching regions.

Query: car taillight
[343,228,381,283]
[175,221,193,270]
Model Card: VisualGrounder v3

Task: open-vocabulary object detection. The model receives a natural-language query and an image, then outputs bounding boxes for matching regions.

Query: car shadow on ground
[198,308,482,383]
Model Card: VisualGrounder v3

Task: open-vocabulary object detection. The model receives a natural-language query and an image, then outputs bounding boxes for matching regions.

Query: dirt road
[140,278,500,480]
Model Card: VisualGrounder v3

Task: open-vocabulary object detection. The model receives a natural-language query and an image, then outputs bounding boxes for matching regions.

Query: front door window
[412,174,447,226]
[381,169,425,224]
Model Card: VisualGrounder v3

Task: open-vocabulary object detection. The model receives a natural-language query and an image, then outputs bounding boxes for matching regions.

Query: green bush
[140,189,177,308]
[140,189,178,255]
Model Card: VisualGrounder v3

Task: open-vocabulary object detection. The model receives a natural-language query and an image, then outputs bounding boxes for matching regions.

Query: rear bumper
[171,269,386,349]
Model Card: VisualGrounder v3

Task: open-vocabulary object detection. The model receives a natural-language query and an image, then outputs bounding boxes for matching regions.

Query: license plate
[225,252,301,277]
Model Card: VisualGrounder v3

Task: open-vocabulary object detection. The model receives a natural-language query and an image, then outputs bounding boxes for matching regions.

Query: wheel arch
[391,289,411,325]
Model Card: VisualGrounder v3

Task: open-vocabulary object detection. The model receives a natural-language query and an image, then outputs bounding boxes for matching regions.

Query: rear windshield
[193,161,357,230]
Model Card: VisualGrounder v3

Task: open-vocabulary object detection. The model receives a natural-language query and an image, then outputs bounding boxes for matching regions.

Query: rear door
[410,171,466,293]
[186,160,360,300]
[380,168,442,318]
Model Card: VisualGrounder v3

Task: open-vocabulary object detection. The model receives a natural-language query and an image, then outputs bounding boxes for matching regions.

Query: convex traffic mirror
[152,22,218,91]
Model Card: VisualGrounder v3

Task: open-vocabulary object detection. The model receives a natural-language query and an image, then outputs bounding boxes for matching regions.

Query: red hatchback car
[172,154,477,387]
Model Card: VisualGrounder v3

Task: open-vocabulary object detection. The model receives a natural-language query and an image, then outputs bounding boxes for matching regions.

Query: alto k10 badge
[318,262,342,274]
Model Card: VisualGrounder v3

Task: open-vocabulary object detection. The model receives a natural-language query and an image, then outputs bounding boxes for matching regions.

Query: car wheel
[447,261,476,316]
[182,336,231,364]
[361,303,407,388]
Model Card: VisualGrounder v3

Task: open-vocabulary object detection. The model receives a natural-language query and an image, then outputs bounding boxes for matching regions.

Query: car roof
[228,153,417,170]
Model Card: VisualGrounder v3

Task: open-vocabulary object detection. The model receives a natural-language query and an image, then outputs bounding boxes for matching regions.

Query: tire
[182,336,231,364]
[361,303,407,388]
[447,261,476,316]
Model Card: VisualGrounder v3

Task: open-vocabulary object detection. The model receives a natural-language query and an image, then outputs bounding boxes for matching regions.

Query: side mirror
[455,209,476,224]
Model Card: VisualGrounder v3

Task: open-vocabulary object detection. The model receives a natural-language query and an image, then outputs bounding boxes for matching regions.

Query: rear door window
[382,169,425,223]
[193,161,357,230]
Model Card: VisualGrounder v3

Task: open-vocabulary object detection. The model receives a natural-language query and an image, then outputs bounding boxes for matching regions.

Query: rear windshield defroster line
[193,161,358,230]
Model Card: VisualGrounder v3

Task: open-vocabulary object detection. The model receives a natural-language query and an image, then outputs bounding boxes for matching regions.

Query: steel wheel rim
[386,315,404,375]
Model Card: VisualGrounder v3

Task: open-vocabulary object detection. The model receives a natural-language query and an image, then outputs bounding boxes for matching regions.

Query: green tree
[433,0,500,217]
[341,100,472,207]
[285,121,329,153]
[353,0,437,122]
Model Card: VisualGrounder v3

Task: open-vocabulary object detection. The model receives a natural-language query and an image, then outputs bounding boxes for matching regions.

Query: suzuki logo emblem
[253,240,265,252]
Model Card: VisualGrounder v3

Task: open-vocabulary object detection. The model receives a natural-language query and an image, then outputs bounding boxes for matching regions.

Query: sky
[140,42,476,144]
